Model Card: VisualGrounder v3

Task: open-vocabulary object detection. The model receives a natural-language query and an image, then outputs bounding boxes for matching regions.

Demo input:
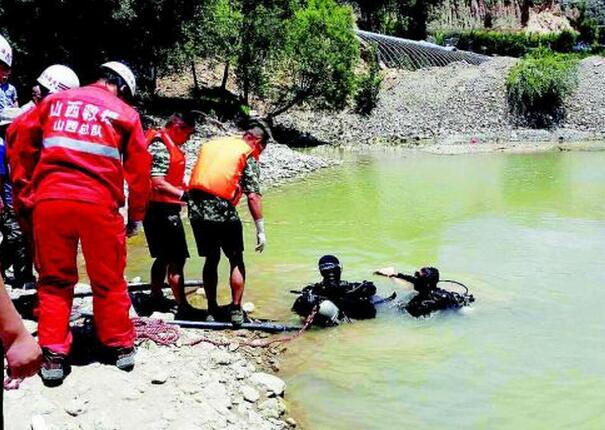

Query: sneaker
[114,347,136,372]
[174,305,205,321]
[230,305,245,327]
[40,349,69,387]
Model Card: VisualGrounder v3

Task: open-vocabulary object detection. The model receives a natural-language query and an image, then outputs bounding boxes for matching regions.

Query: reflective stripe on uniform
[43,136,120,160]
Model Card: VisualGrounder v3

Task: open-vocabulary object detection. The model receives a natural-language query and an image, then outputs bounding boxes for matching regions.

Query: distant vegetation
[0,0,360,117]
[0,0,600,121]
[434,30,579,56]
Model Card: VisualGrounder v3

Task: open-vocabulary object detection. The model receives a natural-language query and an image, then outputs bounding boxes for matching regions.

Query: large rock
[249,373,286,397]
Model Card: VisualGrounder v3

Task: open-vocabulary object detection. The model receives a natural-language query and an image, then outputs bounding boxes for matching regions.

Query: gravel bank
[161,120,339,188]
[276,56,605,146]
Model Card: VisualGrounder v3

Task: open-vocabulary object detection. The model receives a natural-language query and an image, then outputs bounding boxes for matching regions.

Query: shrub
[355,43,382,115]
[506,49,579,128]
[434,30,580,57]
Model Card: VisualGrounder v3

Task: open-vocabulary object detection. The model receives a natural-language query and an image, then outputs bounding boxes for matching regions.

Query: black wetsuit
[395,273,473,318]
[292,280,377,326]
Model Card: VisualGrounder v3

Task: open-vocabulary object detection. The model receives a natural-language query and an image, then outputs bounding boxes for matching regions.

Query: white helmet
[101,61,136,96]
[37,65,80,93]
[0,34,12,67]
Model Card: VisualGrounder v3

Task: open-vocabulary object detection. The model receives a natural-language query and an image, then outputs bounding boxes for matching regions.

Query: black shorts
[190,218,244,258]
[143,202,190,261]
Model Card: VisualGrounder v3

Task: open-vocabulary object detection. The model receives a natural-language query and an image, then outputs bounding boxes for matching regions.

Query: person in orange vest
[10,61,151,386]
[188,124,269,326]
[143,113,197,318]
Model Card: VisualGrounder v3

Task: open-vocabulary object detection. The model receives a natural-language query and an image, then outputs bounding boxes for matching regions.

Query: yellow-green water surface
[125,149,605,429]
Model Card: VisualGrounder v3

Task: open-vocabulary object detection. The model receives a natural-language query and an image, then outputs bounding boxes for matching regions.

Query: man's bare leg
[229,254,246,306]
[167,260,187,307]
[202,251,220,315]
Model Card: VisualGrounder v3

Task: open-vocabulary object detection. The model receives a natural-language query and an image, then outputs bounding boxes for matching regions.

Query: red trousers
[34,200,134,354]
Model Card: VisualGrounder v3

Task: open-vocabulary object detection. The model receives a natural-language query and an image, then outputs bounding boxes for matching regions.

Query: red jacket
[146,129,186,205]
[6,107,40,215]
[9,83,151,221]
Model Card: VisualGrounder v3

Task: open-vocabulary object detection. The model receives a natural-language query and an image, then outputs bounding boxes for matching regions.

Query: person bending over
[188,123,269,326]
[143,112,197,319]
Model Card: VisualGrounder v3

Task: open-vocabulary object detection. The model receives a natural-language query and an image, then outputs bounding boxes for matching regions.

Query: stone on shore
[250,372,286,397]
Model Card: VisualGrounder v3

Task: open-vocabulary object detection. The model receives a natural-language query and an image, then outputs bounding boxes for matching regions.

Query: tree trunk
[269,88,312,119]
[191,61,199,92]
[241,0,254,104]
[221,63,229,90]
[521,0,533,27]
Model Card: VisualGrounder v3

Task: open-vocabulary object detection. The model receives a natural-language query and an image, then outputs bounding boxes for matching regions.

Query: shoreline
[6,129,603,430]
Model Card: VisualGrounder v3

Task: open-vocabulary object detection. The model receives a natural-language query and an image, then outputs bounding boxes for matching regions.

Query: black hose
[439,279,469,295]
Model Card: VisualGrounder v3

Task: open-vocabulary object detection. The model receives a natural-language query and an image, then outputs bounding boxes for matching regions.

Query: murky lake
[126,149,605,429]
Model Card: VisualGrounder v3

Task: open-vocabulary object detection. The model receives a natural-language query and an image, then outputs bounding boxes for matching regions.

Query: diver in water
[292,255,384,327]
[375,266,474,318]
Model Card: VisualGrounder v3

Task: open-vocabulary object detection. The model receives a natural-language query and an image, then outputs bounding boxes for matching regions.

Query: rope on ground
[133,317,180,347]
[134,308,319,350]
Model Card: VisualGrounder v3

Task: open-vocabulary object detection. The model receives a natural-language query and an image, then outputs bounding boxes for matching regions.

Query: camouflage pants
[0,206,34,287]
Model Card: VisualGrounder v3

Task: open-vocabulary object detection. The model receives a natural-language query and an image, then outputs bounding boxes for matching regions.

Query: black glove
[180,191,190,202]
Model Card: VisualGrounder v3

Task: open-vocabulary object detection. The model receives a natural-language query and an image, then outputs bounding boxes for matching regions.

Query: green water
[126,149,605,429]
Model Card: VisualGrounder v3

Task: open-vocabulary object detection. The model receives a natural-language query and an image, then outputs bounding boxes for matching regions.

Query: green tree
[185,0,243,90]
[237,0,300,104]
[269,0,360,117]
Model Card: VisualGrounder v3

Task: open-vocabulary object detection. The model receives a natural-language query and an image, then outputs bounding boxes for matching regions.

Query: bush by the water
[506,49,579,128]
[435,30,580,57]
[354,44,382,115]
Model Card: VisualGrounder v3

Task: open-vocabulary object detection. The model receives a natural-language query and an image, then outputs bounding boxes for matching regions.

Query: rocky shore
[153,117,339,188]
[276,56,605,146]
[5,284,300,430]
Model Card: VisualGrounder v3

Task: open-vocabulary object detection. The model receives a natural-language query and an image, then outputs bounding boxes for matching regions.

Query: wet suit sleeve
[395,273,420,287]
[123,114,152,222]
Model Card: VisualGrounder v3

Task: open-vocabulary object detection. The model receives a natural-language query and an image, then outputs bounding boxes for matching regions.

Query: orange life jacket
[189,136,255,206]
[146,129,186,205]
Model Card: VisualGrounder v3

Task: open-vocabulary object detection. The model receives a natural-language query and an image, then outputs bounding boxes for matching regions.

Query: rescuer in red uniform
[11,61,151,386]
[142,112,197,319]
